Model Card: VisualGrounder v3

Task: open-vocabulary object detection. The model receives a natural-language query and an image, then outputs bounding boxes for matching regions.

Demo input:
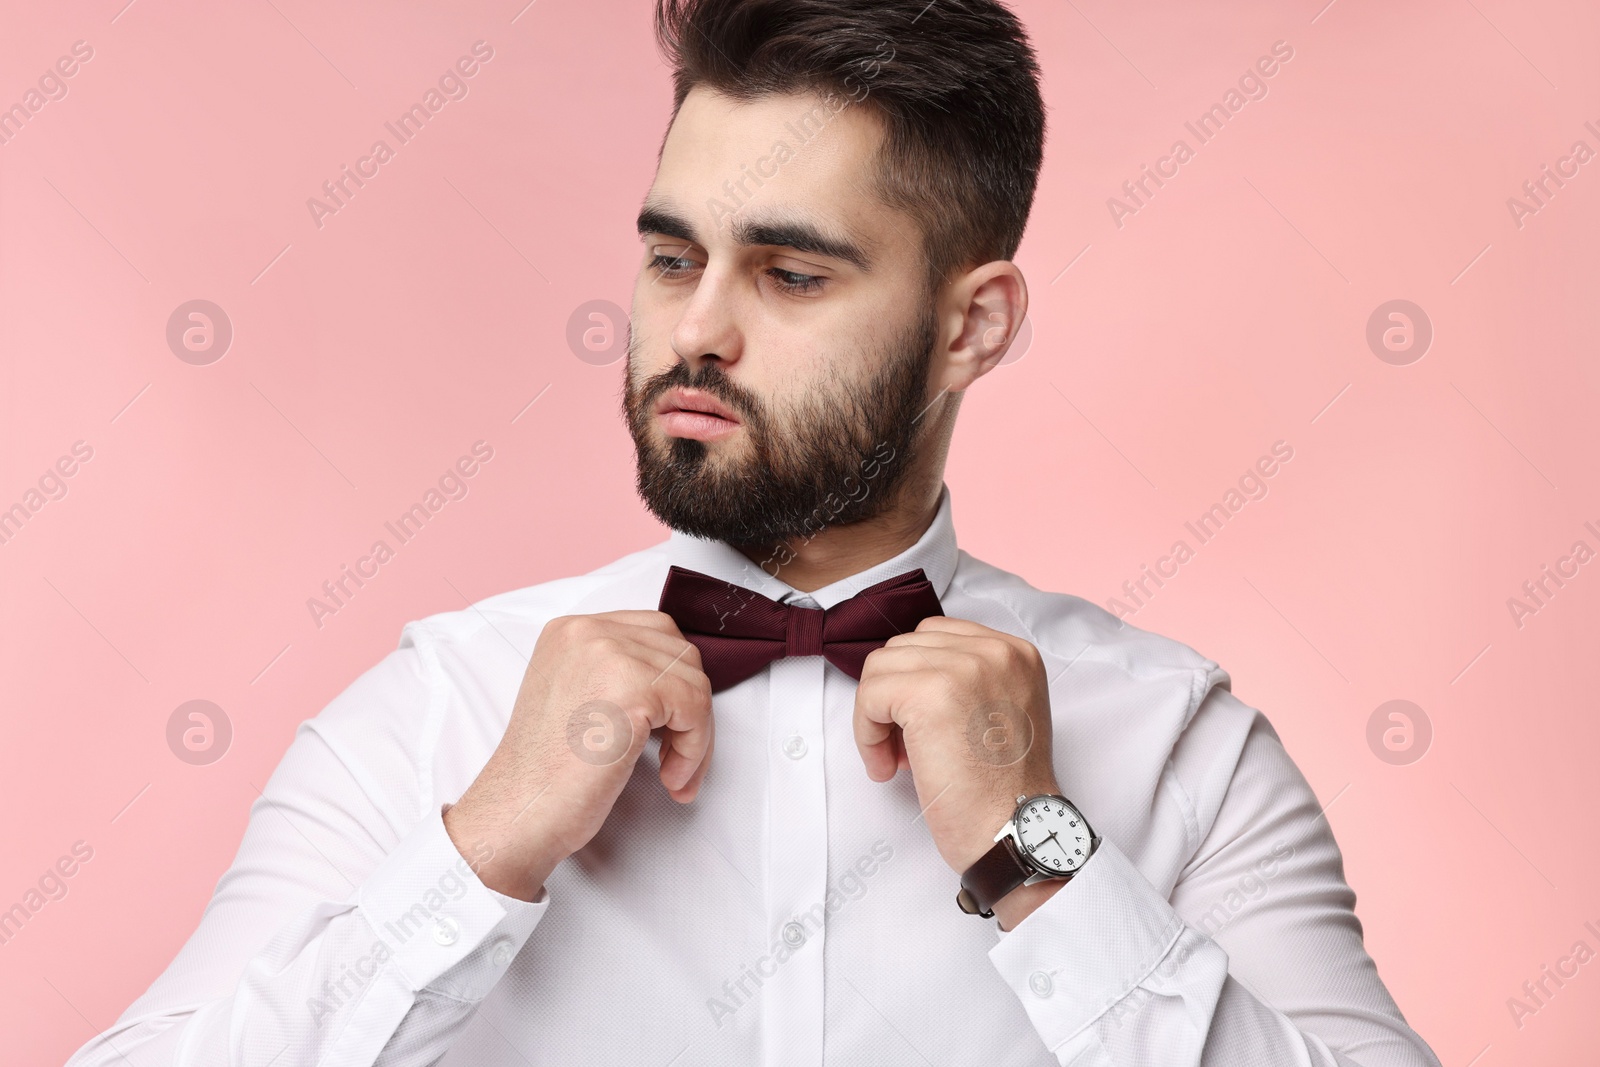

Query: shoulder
[947,548,1224,702]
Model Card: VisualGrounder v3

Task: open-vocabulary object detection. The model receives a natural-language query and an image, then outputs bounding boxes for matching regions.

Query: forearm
[442,791,567,904]
[67,803,546,1067]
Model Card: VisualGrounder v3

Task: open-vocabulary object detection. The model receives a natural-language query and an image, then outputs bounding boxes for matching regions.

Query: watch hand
[1039,830,1073,864]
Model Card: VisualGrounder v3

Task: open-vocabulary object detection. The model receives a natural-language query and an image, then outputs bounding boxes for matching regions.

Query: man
[70,1,1441,1064]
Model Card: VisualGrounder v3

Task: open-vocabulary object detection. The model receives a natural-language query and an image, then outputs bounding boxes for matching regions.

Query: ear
[933,261,1029,396]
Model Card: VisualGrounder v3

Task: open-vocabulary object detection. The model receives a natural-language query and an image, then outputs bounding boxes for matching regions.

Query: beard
[623,300,940,551]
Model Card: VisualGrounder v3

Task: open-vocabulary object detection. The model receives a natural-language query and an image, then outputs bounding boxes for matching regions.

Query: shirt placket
[761,595,829,1067]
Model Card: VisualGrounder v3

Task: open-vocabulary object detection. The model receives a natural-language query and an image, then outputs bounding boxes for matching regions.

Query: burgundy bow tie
[657,564,946,692]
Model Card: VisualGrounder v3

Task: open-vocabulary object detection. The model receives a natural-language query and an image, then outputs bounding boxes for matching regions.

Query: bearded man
[69,2,1440,1065]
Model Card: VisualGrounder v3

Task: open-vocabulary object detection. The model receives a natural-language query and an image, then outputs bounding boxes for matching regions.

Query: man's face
[625,86,942,551]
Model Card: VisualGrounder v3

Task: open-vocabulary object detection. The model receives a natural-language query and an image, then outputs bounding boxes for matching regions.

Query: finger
[659,694,716,799]
[579,635,708,765]
[549,616,706,689]
[605,619,709,670]
[603,630,706,687]
[855,642,965,684]
[905,618,1036,662]
[662,724,715,803]
[594,608,689,630]
[857,720,898,782]
[646,660,715,795]
[852,671,905,783]
[881,628,1014,658]
[574,611,708,665]
[640,647,712,722]
[871,637,1014,688]
[611,608,702,641]
[910,615,994,636]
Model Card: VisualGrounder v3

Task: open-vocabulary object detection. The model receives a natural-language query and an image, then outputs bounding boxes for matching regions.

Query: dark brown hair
[653,0,1046,293]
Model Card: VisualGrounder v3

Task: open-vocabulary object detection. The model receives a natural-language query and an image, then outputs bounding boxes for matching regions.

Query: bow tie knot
[785,604,826,659]
[657,564,945,692]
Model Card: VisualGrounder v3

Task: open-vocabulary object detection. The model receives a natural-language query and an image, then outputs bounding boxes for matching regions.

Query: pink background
[3,0,1596,1062]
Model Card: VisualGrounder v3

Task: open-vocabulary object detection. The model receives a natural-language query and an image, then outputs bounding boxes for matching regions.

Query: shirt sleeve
[988,694,1442,1067]
[64,629,551,1067]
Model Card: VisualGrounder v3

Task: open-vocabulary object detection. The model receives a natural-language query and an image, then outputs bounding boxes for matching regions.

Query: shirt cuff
[358,802,550,997]
[989,839,1184,1047]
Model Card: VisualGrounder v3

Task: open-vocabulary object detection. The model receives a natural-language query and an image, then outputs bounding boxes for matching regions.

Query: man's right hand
[443,610,714,902]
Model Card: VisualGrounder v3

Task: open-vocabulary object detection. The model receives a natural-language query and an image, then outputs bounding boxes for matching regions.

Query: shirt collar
[662,482,959,610]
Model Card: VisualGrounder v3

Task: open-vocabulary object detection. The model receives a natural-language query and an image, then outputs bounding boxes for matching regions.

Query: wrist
[956,782,1096,925]
[992,876,1065,931]
[952,778,1063,873]
[443,797,565,903]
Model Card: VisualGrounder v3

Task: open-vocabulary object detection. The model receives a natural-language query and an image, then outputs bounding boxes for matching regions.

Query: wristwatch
[956,792,1100,918]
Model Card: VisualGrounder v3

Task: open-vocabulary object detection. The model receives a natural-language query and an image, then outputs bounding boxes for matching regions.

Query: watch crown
[1015,794,1027,804]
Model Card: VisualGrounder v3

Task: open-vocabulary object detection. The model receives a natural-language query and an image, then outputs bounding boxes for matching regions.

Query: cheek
[625,365,663,416]
[767,331,847,391]
[628,282,671,352]
[623,318,673,382]
[761,363,829,424]
[621,355,657,414]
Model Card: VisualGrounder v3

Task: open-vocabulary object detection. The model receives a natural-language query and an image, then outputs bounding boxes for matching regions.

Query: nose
[669,265,744,371]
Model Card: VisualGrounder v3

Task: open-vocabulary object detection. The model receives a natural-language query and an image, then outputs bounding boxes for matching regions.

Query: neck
[734,471,945,593]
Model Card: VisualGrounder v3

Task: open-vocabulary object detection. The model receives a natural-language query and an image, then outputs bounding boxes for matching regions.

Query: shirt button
[1029,970,1054,998]
[433,917,460,946]
[781,922,807,947]
[783,735,808,759]
[491,938,514,967]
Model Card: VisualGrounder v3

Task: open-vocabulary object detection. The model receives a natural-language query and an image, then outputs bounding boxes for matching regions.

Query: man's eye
[648,255,822,295]
[765,267,822,294]
[649,253,696,276]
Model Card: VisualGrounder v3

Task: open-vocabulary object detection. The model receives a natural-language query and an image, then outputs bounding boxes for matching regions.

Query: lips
[654,387,742,442]
[654,387,741,424]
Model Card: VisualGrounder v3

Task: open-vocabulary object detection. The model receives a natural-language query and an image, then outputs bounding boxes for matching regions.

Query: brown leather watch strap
[956,835,1034,918]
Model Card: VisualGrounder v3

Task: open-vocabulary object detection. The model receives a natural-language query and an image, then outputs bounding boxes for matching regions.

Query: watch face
[1015,796,1093,876]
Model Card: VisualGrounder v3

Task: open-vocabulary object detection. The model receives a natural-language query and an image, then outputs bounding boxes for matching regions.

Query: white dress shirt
[68,483,1441,1066]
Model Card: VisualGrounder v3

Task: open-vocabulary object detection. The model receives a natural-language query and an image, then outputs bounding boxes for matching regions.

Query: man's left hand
[852,617,1061,880]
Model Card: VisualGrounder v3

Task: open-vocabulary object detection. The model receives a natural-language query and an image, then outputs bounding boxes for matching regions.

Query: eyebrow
[636,201,874,273]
